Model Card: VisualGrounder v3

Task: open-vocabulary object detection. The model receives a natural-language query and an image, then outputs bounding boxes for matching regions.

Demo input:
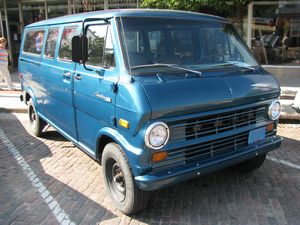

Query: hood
[141,74,280,119]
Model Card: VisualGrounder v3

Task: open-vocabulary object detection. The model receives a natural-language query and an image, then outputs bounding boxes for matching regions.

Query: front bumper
[135,136,282,191]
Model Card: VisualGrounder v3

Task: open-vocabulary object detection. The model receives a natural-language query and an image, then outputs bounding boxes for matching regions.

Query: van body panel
[42,57,77,139]
[73,64,118,152]
[19,9,282,194]
[40,24,79,140]
[96,127,151,175]
[19,27,46,114]
[115,81,152,134]
[141,73,280,119]
[135,136,282,191]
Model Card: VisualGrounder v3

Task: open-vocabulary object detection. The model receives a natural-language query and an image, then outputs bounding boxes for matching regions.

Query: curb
[280,113,300,121]
[0,108,27,114]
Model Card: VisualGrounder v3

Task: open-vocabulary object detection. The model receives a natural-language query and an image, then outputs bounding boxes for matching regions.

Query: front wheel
[102,143,149,215]
[28,99,47,137]
[232,153,267,173]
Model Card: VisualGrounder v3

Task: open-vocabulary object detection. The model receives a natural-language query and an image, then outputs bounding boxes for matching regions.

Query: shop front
[0,0,299,73]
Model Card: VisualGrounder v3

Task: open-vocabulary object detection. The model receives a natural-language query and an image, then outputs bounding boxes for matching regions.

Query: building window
[251,2,300,65]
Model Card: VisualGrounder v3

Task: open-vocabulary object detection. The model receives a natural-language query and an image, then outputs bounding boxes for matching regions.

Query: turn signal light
[119,118,129,129]
[152,151,168,163]
[266,123,274,132]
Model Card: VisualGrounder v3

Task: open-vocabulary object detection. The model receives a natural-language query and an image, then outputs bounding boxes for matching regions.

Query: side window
[86,24,115,68]
[59,26,78,61]
[44,28,59,59]
[23,29,45,55]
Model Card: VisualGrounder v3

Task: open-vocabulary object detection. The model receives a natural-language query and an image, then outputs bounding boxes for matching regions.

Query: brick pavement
[0,113,299,225]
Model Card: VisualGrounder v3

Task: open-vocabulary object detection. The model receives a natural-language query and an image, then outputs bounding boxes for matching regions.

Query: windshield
[118,17,258,74]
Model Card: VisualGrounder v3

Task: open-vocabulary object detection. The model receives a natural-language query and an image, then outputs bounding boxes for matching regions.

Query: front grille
[169,106,267,142]
[169,132,249,164]
[153,130,275,171]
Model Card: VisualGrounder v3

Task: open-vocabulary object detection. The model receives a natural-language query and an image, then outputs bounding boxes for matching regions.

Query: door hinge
[111,116,117,126]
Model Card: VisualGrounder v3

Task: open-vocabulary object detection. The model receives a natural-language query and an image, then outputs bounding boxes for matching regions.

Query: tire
[102,142,149,215]
[28,99,47,137]
[232,153,267,173]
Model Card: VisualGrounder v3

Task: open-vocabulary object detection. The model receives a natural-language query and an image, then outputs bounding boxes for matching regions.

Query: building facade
[0,0,300,71]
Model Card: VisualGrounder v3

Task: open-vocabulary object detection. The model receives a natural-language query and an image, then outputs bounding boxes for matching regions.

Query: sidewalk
[0,70,25,113]
[0,70,300,121]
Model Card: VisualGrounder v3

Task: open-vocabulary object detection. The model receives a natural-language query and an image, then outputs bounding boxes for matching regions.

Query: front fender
[96,127,151,176]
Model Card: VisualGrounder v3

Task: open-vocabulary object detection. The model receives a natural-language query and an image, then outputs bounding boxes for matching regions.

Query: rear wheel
[102,143,149,215]
[28,99,47,137]
[232,153,267,173]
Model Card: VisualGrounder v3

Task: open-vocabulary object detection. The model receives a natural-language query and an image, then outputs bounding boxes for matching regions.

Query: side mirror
[72,36,88,63]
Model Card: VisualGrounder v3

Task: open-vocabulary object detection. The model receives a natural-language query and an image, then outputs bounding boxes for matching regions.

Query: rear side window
[59,26,78,61]
[23,29,45,55]
[44,28,59,59]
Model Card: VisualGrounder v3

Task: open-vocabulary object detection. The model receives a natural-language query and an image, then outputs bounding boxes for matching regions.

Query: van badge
[95,92,112,103]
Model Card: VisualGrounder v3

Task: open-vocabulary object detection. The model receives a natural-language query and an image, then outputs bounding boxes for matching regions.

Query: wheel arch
[96,134,115,162]
[24,87,35,105]
[96,127,147,176]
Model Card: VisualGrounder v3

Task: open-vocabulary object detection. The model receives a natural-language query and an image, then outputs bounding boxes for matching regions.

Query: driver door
[73,22,118,155]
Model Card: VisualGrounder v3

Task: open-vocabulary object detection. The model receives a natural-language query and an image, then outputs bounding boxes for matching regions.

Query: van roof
[25,9,227,28]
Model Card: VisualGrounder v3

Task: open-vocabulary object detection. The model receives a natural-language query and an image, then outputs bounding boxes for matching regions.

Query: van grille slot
[169,106,266,142]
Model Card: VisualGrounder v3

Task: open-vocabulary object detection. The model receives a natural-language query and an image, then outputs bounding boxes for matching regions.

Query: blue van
[19,9,282,214]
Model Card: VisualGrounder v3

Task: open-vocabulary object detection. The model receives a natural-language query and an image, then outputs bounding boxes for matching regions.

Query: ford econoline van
[19,9,282,214]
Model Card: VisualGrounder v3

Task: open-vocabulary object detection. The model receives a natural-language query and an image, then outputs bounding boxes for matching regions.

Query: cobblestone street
[0,113,299,225]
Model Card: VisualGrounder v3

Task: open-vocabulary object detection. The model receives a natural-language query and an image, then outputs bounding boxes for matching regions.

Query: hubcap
[108,161,126,202]
[30,106,36,128]
[31,111,36,121]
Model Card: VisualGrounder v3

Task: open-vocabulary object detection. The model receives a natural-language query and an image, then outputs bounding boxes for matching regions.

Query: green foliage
[88,36,104,66]
[141,0,252,13]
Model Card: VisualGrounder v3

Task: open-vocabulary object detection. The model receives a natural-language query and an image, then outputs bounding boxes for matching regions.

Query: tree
[141,0,251,14]
[141,0,252,35]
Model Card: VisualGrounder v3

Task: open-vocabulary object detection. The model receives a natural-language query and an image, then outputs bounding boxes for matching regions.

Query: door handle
[63,71,72,79]
[74,74,82,80]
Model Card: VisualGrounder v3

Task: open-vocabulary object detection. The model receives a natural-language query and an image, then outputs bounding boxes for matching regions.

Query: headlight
[268,100,281,120]
[145,122,170,149]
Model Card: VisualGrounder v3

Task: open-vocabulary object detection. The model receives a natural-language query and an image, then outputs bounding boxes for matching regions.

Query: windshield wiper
[130,63,202,77]
[212,62,256,73]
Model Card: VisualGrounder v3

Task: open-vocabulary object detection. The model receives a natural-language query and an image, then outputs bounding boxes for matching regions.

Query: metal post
[0,9,4,37]
[44,0,48,19]
[3,0,14,67]
[73,0,76,14]
[18,0,24,34]
[247,2,253,48]
[104,0,108,10]
[258,28,269,65]
[137,0,139,9]
[68,0,72,14]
